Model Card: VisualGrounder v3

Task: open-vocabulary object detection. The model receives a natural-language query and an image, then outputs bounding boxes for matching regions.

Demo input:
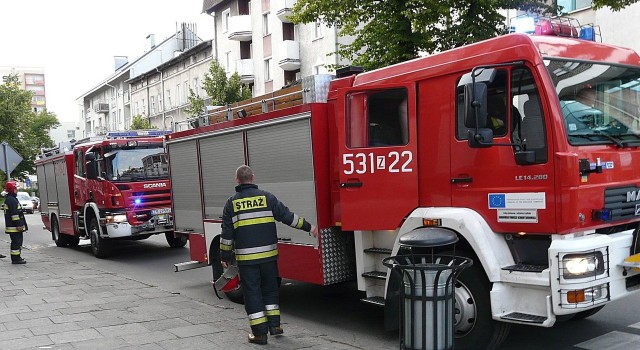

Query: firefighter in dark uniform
[3,181,27,264]
[220,165,318,345]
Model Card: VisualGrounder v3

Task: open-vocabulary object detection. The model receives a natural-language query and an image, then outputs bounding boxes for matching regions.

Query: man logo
[627,191,640,203]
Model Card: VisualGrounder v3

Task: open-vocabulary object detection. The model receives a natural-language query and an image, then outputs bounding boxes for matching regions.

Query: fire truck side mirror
[85,153,98,180]
[464,83,494,148]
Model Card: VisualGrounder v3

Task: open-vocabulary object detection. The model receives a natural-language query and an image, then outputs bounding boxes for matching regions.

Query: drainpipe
[156,67,165,130]
[105,82,117,131]
[206,12,218,60]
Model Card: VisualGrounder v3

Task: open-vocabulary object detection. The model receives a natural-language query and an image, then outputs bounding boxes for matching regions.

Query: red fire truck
[168,26,640,349]
[36,130,186,258]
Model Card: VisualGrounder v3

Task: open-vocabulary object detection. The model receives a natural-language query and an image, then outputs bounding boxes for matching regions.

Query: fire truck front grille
[129,189,172,207]
[603,185,640,222]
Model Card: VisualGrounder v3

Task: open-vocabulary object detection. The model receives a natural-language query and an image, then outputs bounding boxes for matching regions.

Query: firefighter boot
[269,326,284,336]
[12,258,26,264]
[0,253,5,258]
[248,333,268,345]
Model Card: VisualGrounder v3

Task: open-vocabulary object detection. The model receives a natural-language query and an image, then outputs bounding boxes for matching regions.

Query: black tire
[89,218,111,258]
[210,239,244,304]
[453,251,511,350]
[571,305,605,320]
[165,232,188,248]
[52,217,67,247]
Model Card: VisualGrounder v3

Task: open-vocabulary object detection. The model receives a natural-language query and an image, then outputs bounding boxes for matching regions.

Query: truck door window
[346,88,408,147]
[511,67,548,163]
[456,70,509,139]
[75,150,85,177]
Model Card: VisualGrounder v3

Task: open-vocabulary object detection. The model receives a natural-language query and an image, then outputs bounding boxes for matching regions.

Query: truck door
[337,85,418,230]
[451,66,556,232]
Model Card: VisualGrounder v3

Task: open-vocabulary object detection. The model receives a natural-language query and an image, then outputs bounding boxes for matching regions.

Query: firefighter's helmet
[4,181,17,193]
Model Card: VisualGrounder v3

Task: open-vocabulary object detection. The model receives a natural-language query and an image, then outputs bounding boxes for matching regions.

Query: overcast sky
[0,0,215,123]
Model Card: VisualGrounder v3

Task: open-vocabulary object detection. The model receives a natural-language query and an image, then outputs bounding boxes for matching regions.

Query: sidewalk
[0,249,361,350]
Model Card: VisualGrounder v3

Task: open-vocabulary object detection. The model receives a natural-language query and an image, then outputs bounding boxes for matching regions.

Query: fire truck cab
[36,130,186,258]
[169,28,640,349]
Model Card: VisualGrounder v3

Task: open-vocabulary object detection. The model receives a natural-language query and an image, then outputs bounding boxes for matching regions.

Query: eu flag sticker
[488,194,506,209]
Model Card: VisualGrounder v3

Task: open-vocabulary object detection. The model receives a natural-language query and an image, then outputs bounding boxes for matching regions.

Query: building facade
[78,25,200,137]
[0,66,46,113]
[128,40,214,131]
[202,0,354,96]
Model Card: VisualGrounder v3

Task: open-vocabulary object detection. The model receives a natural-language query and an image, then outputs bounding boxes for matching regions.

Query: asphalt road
[8,212,640,350]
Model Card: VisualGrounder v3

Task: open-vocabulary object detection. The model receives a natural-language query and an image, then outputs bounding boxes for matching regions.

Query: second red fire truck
[169,21,640,350]
[36,130,186,258]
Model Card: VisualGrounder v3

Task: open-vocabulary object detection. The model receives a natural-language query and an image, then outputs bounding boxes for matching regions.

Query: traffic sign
[0,141,23,180]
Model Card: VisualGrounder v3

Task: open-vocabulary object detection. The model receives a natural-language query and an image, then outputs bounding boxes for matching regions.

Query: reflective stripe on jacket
[220,183,311,265]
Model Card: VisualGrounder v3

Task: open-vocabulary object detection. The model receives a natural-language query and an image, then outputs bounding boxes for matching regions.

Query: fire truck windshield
[104,146,168,182]
[545,59,640,147]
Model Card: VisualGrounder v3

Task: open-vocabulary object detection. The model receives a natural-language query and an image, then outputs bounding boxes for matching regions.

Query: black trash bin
[383,227,472,350]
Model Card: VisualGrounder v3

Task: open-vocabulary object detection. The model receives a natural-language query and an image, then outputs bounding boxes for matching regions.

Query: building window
[135,101,139,116]
[142,99,146,116]
[166,89,172,109]
[222,9,230,33]
[158,94,163,111]
[263,13,270,36]
[313,21,323,39]
[314,64,324,75]
[264,58,272,81]
[176,84,181,105]
[67,130,75,139]
[193,77,199,96]
[558,0,592,12]
[151,96,156,114]
[184,81,189,102]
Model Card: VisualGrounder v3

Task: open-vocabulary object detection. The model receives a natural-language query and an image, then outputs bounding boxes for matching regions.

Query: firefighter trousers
[9,232,23,262]
[239,261,280,335]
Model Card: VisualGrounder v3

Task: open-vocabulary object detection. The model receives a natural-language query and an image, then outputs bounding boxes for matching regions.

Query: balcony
[278,40,300,71]
[275,0,297,23]
[236,59,254,83]
[228,15,253,41]
[94,103,110,113]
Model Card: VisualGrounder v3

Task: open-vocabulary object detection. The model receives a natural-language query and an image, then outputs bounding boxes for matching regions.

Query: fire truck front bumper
[549,229,640,316]
[103,215,173,238]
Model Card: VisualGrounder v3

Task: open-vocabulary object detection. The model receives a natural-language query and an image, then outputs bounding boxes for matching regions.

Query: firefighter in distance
[220,165,318,345]
[3,181,27,264]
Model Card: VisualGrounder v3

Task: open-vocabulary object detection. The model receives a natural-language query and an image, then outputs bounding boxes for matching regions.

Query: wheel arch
[83,203,102,236]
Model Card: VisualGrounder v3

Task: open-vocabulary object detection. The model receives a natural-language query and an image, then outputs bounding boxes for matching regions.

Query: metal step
[502,264,547,273]
[364,247,392,255]
[361,296,385,307]
[500,312,547,324]
[362,271,387,280]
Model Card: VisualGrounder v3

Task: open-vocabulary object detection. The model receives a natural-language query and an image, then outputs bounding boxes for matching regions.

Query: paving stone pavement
[0,249,363,350]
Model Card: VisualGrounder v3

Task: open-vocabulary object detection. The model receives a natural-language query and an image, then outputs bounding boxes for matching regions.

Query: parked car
[17,192,34,214]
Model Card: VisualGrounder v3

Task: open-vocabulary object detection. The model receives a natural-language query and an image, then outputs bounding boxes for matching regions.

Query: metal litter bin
[383,228,472,350]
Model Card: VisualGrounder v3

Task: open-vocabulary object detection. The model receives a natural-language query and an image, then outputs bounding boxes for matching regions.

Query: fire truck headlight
[106,214,128,224]
[562,252,605,279]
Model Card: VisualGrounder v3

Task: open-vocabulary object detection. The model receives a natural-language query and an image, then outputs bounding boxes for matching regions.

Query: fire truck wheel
[52,217,67,247]
[89,218,112,258]
[453,252,511,350]
[165,232,188,248]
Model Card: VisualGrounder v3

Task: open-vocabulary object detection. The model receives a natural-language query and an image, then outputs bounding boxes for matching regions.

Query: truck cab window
[75,150,85,177]
[456,70,508,139]
[346,88,408,147]
[511,67,547,163]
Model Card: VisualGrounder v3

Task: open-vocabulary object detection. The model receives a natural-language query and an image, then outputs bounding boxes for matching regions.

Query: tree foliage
[593,0,639,10]
[290,1,559,70]
[0,74,59,181]
[129,115,156,130]
[184,88,205,118]
[202,59,252,106]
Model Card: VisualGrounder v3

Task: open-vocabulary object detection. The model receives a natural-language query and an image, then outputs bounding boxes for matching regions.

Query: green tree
[129,115,156,130]
[184,88,205,118]
[0,74,59,180]
[592,0,638,10]
[289,0,556,70]
[202,60,252,106]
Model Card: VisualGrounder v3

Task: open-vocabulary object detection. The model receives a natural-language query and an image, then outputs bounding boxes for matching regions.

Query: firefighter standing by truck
[3,181,27,264]
[220,165,318,345]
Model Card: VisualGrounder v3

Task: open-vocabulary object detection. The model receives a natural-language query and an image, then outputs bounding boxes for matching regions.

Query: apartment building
[202,0,354,96]
[128,40,214,131]
[0,66,46,113]
[78,24,200,137]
